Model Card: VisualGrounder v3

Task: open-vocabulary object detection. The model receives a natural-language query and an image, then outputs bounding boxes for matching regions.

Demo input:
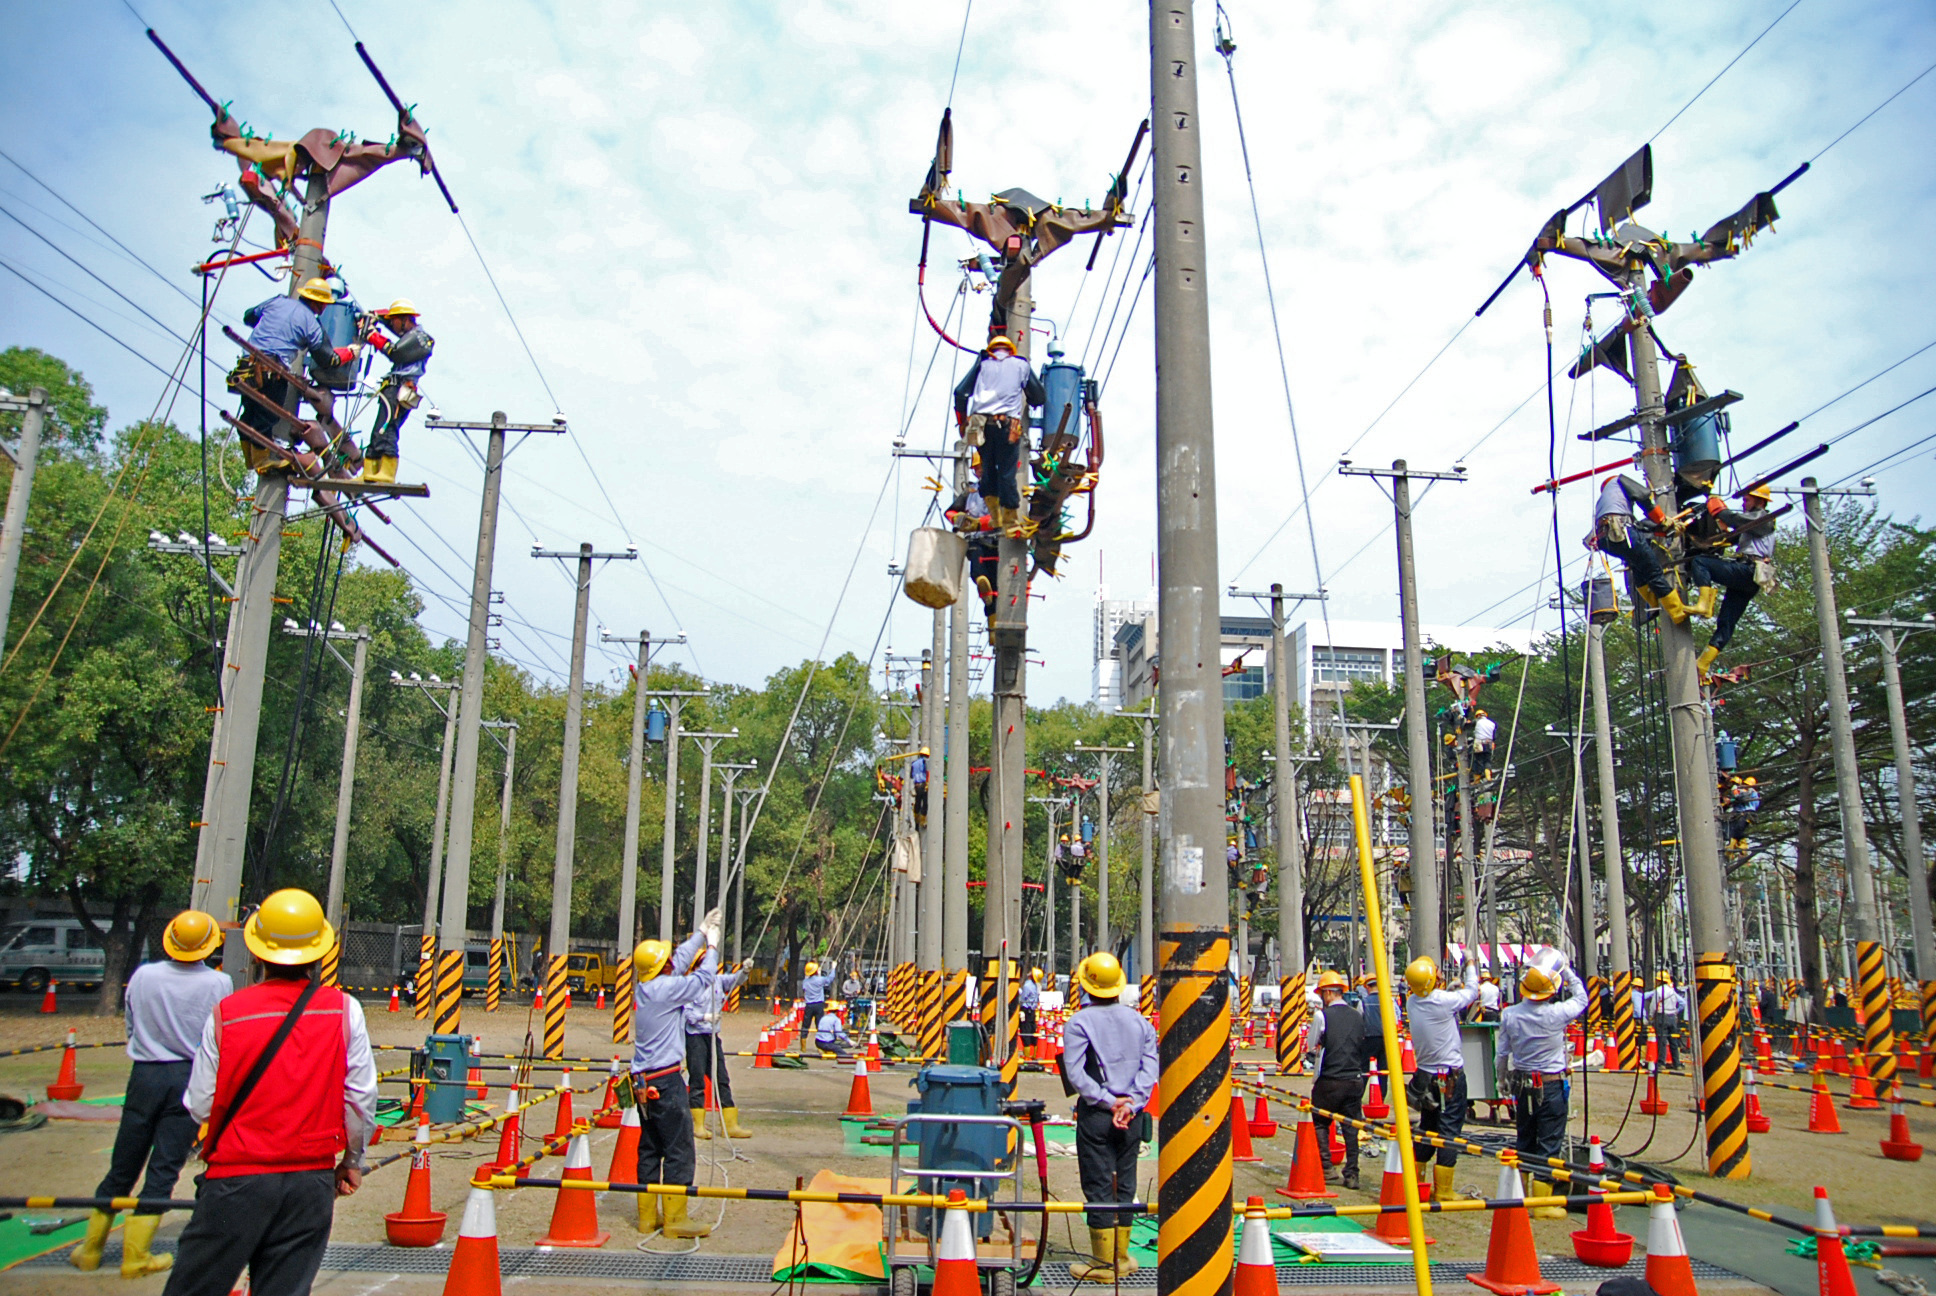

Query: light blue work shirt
[1019,978,1040,1010]
[802,966,836,1008]
[1406,961,1479,1073]
[815,1010,853,1050]
[684,966,746,1035]
[243,295,332,368]
[1494,969,1588,1076]
[631,932,714,1073]
[1062,1000,1157,1110]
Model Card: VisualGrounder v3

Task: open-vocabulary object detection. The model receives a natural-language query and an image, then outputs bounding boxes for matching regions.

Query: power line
[0,201,192,346]
[1648,0,1804,144]
[1808,58,1936,164]
[944,0,974,109]
[0,146,202,309]
[0,255,196,387]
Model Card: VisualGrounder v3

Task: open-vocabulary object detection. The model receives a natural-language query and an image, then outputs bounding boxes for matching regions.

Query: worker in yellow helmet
[1692,480,1778,678]
[1064,953,1156,1283]
[1493,948,1586,1219]
[233,278,359,468]
[1402,954,1480,1202]
[358,298,434,486]
[1020,966,1043,1059]
[629,907,721,1239]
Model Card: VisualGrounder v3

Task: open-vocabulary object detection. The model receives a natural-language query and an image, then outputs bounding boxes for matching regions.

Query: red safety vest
[205,979,349,1178]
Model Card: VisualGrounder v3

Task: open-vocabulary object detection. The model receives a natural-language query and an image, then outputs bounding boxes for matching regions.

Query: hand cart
[884,1112,1040,1296]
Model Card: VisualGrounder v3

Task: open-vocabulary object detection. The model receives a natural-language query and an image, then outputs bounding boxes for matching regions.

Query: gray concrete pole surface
[616,633,652,955]
[1271,588,1305,981]
[549,545,595,959]
[1455,735,1479,951]
[323,629,370,929]
[690,733,729,931]
[922,632,945,971]
[987,278,1031,978]
[1588,625,1634,984]
[734,788,754,965]
[1136,713,1156,981]
[1849,621,1934,994]
[1572,739,1596,971]
[715,764,755,920]
[943,441,973,976]
[1393,465,1439,967]
[0,387,45,656]
[489,723,517,945]
[659,696,685,942]
[422,690,460,938]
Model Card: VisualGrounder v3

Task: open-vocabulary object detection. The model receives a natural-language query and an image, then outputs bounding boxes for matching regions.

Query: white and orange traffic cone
[384,1120,450,1246]
[1234,1196,1277,1296]
[1247,1095,1278,1139]
[1811,1186,1858,1296]
[1275,1102,1336,1200]
[442,1186,503,1296]
[931,1189,979,1296]
[485,1084,522,1176]
[595,1058,624,1129]
[1639,1060,1670,1116]
[842,1053,873,1117]
[536,1132,610,1247]
[46,1028,83,1101]
[1642,1183,1697,1296]
[550,1080,576,1142]
[1229,1093,1261,1163]
[1370,1137,1435,1245]
[1468,1155,1560,1296]
[1806,1064,1845,1134]
[608,1102,642,1182]
[1363,1059,1390,1119]
[755,1029,774,1069]
[388,983,401,1013]
[39,979,57,1014]
[1879,1083,1925,1161]
[1744,1067,1772,1134]
[1569,1137,1633,1267]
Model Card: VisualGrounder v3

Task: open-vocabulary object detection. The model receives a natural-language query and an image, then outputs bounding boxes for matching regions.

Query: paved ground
[1,994,1930,1293]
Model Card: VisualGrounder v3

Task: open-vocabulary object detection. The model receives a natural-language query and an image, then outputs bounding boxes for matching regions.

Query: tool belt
[965,412,1022,446]
[1753,557,1777,592]
[225,356,259,396]
[1506,1068,1567,1098]
[379,375,422,411]
[632,1061,682,1101]
[1598,514,1630,545]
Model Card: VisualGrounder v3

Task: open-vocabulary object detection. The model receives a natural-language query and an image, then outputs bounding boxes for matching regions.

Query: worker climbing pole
[1148,3,1234,1292]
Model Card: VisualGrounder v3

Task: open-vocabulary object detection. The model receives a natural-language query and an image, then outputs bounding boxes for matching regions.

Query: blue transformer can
[308,298,362,391]
[422,1033,473,1123]
[911,1065,1010,1239]
[1040,347,1085,447]
[1671,407,1725,484]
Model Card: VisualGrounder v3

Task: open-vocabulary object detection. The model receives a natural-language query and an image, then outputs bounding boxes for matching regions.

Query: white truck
[0,918,108,994]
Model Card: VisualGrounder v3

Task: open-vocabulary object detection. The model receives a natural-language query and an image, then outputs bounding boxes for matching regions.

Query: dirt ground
[1,993,1931,1293]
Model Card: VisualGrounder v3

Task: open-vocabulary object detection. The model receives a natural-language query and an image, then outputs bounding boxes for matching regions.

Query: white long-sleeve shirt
[1494,970,1588,1077]
[184,987,377,1170]
[1406,961,1479,1072]
[125,959,232,1063]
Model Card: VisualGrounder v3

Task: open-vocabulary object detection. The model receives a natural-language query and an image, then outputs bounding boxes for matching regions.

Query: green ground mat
[0,1212,109,1272]
[772,1244,888,1285]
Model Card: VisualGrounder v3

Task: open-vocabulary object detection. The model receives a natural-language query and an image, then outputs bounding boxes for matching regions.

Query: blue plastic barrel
[423,1033,473,1123]
[911,1064,1008,1238]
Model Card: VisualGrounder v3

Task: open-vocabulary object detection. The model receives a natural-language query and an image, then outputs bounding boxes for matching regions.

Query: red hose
[918,217,977,355]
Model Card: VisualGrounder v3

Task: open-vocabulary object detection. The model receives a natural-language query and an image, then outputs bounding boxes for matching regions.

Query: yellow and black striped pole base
[1586,975,1606,1036]
[414,933,435,1021]
[1921,978,1936,1050]
[321,934,341,989]
[940,968,968,1039]
[543,955,569,1060]
[918,969,944,1059]
[1141,973,1158,1024]
[613,960,634,1046]
[1693,952,1751,1180]
[725,981,741,1014]
[1238,974,1252,1022]
[1856,940,1898,1091]
[1000,961,1022,1093]
[1610,969,1639,1072]
[1277,972,1308,1074]
[486,937,503,1013]
[433,948,464,1035]
[978,959,998,1063]
[1158,927,1232,1296]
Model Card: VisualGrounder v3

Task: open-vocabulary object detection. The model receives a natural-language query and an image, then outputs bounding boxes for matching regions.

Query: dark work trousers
[976,416,1024,509]
[685,1033,734,1109]
[1310,1074,1364,1169]
[1598,522,1672,599]
[968,539,998,606]
[1689,553,1759,650]
[365,377,415,459]
[161,1168,335,1296]
[1019,1006,1038,1051]
[1415,1069,1470,1168]
[239,373,294,439]
[96,1060,197,1213]
[637,1070,695,1188]
[1075,1103,1139,1229]
[1511,1074,1569,1169]
[1654,1013,1680,1067]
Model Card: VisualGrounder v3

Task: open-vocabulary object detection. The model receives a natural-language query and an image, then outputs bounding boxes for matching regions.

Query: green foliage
[0,347,110,455]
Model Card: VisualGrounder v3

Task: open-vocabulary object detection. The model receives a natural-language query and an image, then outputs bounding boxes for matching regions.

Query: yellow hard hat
[1520,948,1568,1001]
[242,889,333,965]
[1740,482,1772,504]
[804,960,821,977]
[919,746,930,756]
[297,277,335,305]
[634,939,672,980]
[1076,952,1127,999]
[1030,967,1043,981]
[1316,970,1349,992]
[1744,777,1756,787]
[1405,956,1440,996]
[986,333,1015,352]
[163,909,222,962]
[377,297,419,318]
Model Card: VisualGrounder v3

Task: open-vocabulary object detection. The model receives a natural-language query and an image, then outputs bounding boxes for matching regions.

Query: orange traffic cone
[1364,1059,1390,1119]
[595,985,606,1010]
[39,979,57,1014]
[1230,1093,1261,1163]
[550,1080,576,1141]
[1639,1060,1670,1116]
[1845,1052,1880,1109]
[388,983,401,1013]
[595,1059,624,1129]
[488,1084,521,1175]
[1806,1065,1845,1134]
[755,1030,774,1069]
[1327,1119,1346,1165]
[46,1028,83,1101]
[932,1189,979,1296]
[385,1120,450,1246]
[1468,1156,1560,1295]
[468,1065,489,1103]
[1744,1068,1772,1134]
[866,1037,881,1073]
[608,1102,642,1181]
[1275,1103,1336,1200]
[1569,1137,1633,1267]
[842,1054,873,1117]
[1400,1036,1416,1075]
[407,1076,426,1125]
[443,1185,503,1296]
[1371,1138,1435,1245]
[1811,1186,1858,1296]
[1642,1183,1697,1296]
[1829,1038,1849,1077]
[534,981,545,1014]
[536,1132,610,1247]
[1248,1095,1278,1139]
[1879,1084,1925,1162]
[1235,1196,1278,1296]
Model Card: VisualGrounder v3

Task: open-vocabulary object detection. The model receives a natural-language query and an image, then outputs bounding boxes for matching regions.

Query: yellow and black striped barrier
[414,932,435,1022]
[1610,968,1640,1072]
[541,955,568,1059]
[0,1040,125,1058]
[1693,951,1751,1179]
[1856,940,1898,1091]
[611,957,633,1046]
[1277,971,1307,1074]
[0,1196,197,1213]
[486,936,504,1013]
[1157,925,1233,1296]
[432,947,464,1035]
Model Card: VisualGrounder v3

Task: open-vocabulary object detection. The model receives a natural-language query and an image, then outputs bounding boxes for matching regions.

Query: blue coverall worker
[1404,955,1480,1198]
[1062,952,1157,1284]
[631,918,719,1239]
[237,280,355,442]
[800,959,836,1015]
[1495,954,1587,1219]
[1019,967,1041,1054]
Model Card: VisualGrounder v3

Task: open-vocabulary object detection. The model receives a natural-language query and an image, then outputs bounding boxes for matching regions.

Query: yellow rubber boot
[68,1210,113,1271]
[1070,1228,1117,1282]
[1691,586,1718,619]
[1115,1226,1139,1275]
[692,1108,711,1141]
[1696,645,1720,679]
[120,1213,173,1277]
[1660,590,1691,625]
[662,1194,713,1239]
[1433,1162,1457,1202]
[362,456,398,485]
[1529,1178,1568,1221]
[638,1191,663,1234]
[722,1106,752,1139]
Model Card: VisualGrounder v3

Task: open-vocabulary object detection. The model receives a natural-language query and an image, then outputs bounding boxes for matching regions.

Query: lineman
[685,960,752,1140]
[70,911,232,1277]
[358,299,434,486]
[164,890,376,1295]
[234,279,357,461]
[1476,973,1502,1022]
[1691,482,1778,676]
[801,957,836,1019]
[1470,709,1497,779]
[943,484,1000,616]
[951,332,1045,534]
[1307,970,1367,1188]
[911,746,931,829]
[631,910,721,1240]
[814,1004,857,1056]
[1586,473,1687,623]
[1493,949,1587,1220]
[1019,967,1042,1058]
[1647,973,1684,1068]
[1062,953,1157,1283]
[1403,954,1480,1200]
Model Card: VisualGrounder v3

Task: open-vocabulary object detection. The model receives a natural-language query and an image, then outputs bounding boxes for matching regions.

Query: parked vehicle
[563,950,618,995]
[0,919,108,994]
[461,944,516,997]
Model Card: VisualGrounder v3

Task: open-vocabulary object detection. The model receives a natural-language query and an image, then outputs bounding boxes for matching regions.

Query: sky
[2,0,1931,706]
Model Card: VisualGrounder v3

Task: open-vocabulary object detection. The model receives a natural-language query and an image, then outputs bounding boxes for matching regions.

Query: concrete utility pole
[427,412,564,1035]
[1803,481,1897,1087]
[685,729,737,930]
[715,760,758,921]
[482,720,517,1012]
[734,786,756,966]
[943,441,973,1007]
[1149,0,1235,1281]
[1029,794,1070,976]
[1339,458,1466,966]
[986,292,1031,1056]
[602,629,684,1042]
[393,673,460,1018]
[0,387,46,655]
[278,620,368,984]
[1587,618,1638,1069]
[920,635,945,975]
[1848,615,1935,1043]
[533,542,636,1058]
[1116,706,1159,997]
[649,688,710,941]
[1074,742,1135,957]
